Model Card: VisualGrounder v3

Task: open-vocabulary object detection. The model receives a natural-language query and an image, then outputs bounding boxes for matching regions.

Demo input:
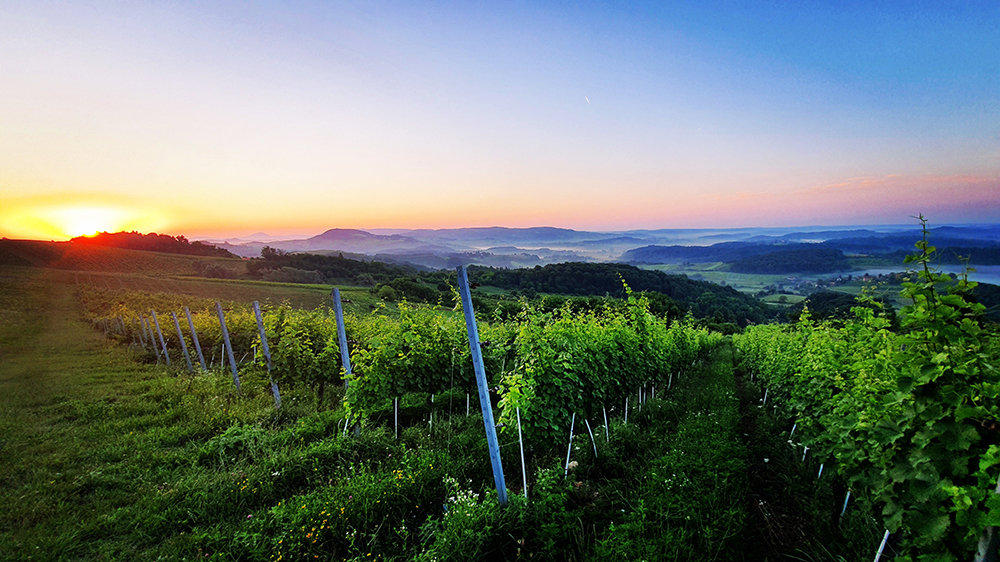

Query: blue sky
[1,1,997,239]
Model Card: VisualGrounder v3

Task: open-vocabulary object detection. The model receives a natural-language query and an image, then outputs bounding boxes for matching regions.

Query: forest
[462,262,776,325]
[728,247,849,274]
[246,246,417,285]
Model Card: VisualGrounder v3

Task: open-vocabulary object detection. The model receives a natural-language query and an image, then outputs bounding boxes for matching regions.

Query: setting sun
[0,197,169,241]
[49,206,126,238]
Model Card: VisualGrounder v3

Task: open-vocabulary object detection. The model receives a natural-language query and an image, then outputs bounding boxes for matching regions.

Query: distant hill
[768,229,882,242]
[622,233,1000,269]
[305,228,410,245]
[621,242,816,264]
[729,247,849,274]
[204,223,1000,268]
[398,226,597,244]
[818,234,1000,254]
[870,247,1000,266]
[974,282,1000,323]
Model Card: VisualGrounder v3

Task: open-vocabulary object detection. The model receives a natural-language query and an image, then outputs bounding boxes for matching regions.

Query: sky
[1,0,997,240]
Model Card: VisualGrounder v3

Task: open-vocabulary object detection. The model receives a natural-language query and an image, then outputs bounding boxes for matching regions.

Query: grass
[733,355,885,562]
[0,268,305,559]
[1,239,386,312]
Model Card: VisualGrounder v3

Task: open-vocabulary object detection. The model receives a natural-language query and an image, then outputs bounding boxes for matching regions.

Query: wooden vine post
[140,314,156,360]
[150,310,171,366]
[332,289,359,436]
[332,289,352,390]
[252,301,281,408]
[215,302,241,392]
[457,265,508,506]
[135,315,147,349]
[170,311,194,373]
[564,413,576,477]
[184,307,206,371]
[974,475,1000,562]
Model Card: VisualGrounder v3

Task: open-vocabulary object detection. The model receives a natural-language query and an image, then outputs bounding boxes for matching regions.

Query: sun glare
[15,205,130,239]
[50,207,125,238]
[0,198,174,241]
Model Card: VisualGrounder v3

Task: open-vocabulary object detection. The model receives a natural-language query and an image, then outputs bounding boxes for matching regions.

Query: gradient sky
[1,1,997,240]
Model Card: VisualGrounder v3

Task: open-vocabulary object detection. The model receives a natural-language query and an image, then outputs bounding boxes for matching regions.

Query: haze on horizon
[1,1,997,241]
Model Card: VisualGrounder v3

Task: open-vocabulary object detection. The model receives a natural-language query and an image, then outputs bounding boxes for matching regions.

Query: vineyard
[79,276,722,455]
[2,225,1000,560]
[735,224,1000,562]
[2,268,759,561]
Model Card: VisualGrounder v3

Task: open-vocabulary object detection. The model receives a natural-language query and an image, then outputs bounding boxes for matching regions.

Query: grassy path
[0,269,288,560]
[0,269,169,558]
[731,340,885,562]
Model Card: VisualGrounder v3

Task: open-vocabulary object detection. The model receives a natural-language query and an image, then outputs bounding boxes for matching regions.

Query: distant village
[758,271,910,297]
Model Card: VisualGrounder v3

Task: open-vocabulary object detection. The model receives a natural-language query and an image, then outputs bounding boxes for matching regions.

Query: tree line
[71,231,237,258]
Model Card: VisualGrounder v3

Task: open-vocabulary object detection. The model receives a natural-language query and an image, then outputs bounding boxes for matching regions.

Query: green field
[639,263,792,294]
[759,294,806,305]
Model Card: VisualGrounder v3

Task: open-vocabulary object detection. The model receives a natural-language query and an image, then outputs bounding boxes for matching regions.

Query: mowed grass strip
[0,268,288,560]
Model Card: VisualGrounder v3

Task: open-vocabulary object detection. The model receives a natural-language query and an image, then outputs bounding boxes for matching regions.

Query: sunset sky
[1,1,997,240]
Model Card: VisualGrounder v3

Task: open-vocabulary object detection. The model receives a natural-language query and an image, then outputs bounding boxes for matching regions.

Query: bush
[377,285,397,301]
[262,267,323,284]
[194,261,239,279]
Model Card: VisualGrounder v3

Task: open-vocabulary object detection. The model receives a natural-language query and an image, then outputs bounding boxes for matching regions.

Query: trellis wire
[564,412,576,477]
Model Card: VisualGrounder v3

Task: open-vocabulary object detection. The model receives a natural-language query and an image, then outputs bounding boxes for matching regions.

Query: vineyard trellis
[734,220,1000,561]
[81,276,723,456]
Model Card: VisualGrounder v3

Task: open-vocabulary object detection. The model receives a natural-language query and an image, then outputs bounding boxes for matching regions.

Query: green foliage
[265,305,343,407]
[338,283,723,449]
[500,287,722,447]
[787,289,897,326]
[345,302,516,422]
[374,277,440,303]
[261,266,323,284]
[193,260,240,279]
[734,217,1000,560]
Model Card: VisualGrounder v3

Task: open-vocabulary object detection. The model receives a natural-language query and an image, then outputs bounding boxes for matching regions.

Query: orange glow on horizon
[1,174,995,242]
[0,197,171,241]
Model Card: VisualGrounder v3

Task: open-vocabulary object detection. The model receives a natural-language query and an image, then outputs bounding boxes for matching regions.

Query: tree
[261,246,287,259]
